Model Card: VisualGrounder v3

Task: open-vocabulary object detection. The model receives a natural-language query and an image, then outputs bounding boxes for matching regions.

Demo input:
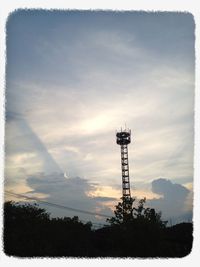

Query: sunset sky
[5,10,194,224]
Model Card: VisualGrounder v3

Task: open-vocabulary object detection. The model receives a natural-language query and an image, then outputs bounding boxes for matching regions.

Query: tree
[106,197,134,225]
[107,197,167,228]
[3,201,93,257]
[4,201,50,222]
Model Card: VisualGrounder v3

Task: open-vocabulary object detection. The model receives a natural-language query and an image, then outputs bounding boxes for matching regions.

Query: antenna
[116,126,132,221]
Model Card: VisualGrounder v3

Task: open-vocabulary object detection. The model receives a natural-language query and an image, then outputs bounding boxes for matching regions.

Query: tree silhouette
[106,196,134,225]
[4,201,93,257]
[107,197,167,228]
[3,200,192,257]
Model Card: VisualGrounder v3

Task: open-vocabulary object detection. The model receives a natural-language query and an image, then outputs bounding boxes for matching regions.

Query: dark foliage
[4,201,92,257]
[3,201,193,258]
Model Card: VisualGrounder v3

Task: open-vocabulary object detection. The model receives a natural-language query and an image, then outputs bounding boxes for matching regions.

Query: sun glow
[87,185,121,199]
[80,113,112,134]
[88,185,161,200]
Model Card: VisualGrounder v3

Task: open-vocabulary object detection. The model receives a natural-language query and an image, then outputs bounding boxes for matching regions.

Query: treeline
[3,200,193,257]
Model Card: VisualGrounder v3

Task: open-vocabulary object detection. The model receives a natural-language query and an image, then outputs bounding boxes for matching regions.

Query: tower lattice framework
[116,128,132,220]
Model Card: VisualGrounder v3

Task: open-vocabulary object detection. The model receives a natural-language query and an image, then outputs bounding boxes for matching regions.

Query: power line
[4,190,112,219]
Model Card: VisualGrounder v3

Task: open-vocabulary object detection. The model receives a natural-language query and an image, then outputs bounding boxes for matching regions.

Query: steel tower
[116,127,132,220]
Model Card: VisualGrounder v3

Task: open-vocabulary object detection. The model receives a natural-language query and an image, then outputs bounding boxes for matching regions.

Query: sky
[4,10,194,224]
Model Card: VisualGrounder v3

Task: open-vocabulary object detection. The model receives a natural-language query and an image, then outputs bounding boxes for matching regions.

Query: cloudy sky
[5,10,194,224]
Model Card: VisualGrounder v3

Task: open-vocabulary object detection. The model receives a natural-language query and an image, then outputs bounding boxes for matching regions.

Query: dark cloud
[151,178,189,199]
[147,178,192,224]
[92,196,117,202]
[26,172,113,222]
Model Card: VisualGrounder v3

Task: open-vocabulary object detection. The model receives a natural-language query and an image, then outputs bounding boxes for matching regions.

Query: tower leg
[120,144,132,221]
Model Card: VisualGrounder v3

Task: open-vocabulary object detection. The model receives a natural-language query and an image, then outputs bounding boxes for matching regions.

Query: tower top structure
[116,128,131,145]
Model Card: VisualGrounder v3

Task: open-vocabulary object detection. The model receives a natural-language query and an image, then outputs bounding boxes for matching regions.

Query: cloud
[25,175,193,224]
[91,196,117,202]
[147,178,192,223]
[151,178,189,198]
[26,172,115,222]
